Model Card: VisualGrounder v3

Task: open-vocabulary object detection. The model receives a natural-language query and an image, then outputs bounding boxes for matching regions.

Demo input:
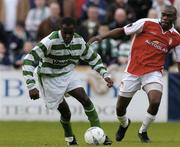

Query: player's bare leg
[68,87,112,145]
[57,99,77,145]
[116,96,132,141]
[138,90,162,143]
[68,87,101,127]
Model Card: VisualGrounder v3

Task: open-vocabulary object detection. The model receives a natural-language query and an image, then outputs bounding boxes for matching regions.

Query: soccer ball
[84,127,106,145]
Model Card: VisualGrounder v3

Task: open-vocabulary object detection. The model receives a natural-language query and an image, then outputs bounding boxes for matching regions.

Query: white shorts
[119,71,163,97]
[38,71,82,110]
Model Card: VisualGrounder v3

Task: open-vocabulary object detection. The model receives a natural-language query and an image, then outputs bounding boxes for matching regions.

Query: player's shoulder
[127,18,159,28]
[73,33,85,43]
[74,33,84,40]
[74,33,82,38]
[40,31,60,46]
[48,31,60,40]
[136,18,159,24]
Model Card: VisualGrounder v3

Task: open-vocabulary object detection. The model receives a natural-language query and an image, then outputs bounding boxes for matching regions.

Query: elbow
[113,28,125,38]
[118,28,125,35]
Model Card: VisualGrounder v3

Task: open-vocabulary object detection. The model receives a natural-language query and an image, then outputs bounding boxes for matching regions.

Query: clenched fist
[29,88,40,100]
[104,77,113,88]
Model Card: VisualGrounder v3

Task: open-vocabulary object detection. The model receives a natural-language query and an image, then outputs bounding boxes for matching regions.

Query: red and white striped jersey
[123,18,180,76]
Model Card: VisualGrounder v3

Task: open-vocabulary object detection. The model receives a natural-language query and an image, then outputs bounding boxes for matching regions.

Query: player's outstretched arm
[88,28,125,44]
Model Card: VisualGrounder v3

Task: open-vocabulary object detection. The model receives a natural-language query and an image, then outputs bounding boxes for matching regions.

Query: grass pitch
[0,121,180,147]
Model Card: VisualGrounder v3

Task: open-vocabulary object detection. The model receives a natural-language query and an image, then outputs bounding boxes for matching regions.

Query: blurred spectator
[81,5,100,40]
[0,22,8,47]
[109,8,128,30]
[90,25,118,66]
[47,0,68,17]
[174,0,180,17]
[107,0,136,23]
[152,0,171,18]
[37,2,61,41]
[0,42,11,66]
[13,41,33,69]
[48,0,64,17]
[117,40,131,66]
[106,0,116,4]
[15,0,30,23]
[169,0,174,4]
[147,8,159,18]
[76,20,89,42]
[108,8,132,67]
[127,0,153,19]
[80,0,108,23]
[63,0,75,18]
[8,22,29,67]
[0,0,29,33]
[109,8,130,42]
[25,0,50,41]
[75,0,86,19]
[29,0,36,8]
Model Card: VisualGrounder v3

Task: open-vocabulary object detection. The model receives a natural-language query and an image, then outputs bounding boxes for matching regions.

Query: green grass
[0,121,180,147]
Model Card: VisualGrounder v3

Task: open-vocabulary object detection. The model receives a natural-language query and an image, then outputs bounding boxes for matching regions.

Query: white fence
[0,67,168,122]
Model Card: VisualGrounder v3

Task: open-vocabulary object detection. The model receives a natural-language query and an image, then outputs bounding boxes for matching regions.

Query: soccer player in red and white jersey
[88,5,180,143]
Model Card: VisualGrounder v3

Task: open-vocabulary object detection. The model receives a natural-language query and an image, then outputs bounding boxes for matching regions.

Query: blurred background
[0,0,180,122]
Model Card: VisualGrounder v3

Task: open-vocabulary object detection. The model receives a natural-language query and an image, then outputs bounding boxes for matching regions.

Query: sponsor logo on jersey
[145,40,168,53]
[53,59,68,65]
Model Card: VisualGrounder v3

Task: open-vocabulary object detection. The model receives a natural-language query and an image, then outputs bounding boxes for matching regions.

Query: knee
[148,90,162,108]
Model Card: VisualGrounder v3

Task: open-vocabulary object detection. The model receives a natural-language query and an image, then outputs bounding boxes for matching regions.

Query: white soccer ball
[84,127,106,145]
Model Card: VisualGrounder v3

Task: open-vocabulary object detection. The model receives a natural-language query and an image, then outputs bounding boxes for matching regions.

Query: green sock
[84,102,101,127]
[60,119,74,137]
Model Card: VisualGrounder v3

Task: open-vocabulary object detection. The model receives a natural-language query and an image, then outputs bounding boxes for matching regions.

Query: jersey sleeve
[22,35,52,90]
[174,45,180,62]
[123,19,146,35]
[80,40,108,78]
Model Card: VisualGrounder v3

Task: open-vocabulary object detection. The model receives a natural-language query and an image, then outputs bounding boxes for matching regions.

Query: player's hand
[29,88,40,100]
[104,77,113,88]
[88,35,102,44]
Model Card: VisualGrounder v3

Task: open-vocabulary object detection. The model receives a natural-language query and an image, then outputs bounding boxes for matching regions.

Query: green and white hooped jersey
[22,31,108,90]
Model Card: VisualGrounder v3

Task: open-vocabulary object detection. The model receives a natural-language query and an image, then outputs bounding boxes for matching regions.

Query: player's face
[160,7,177,31]
[61,24,75,44]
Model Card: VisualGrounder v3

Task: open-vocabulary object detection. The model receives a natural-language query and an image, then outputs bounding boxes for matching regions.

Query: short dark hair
[61,17,76,26]
[164,5,177,15]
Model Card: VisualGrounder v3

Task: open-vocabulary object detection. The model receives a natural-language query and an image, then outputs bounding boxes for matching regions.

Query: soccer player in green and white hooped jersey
[22,17,113,145]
